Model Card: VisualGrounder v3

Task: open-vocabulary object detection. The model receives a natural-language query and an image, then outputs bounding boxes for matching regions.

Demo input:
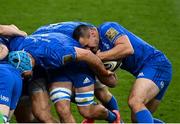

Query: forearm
[0,24,27,36]
[97,35,134,61]
[75,47,109,76]
[97,45,130,61]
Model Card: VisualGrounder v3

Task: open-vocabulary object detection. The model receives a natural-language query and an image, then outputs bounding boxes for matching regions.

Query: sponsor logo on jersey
[63,54,73,64]
[83,77,91,84]
[138,72,144,77]
[0,95,9,102]
[160,81,164,89]
[105,28,119,41]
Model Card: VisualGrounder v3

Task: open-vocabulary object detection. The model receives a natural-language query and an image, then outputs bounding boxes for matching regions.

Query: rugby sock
[135,109,153,123]
[105,96,119,110]
[0,114,8,123]
[154,118,164,123]
[106,110,117,123]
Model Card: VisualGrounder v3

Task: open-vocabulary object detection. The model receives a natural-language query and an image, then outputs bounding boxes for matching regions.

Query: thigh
[129,78,160,105]
[136,61,172,101]
[31,91,50,111]
[75,84,95,107]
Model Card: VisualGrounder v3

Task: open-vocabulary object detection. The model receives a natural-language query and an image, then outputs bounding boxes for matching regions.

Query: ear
[90,29,96,37]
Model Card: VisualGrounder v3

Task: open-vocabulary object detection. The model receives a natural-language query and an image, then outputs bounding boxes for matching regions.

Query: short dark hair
[73,24,90,41]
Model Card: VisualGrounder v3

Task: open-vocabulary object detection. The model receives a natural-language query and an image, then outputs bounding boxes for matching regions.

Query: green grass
[0,0,180,123]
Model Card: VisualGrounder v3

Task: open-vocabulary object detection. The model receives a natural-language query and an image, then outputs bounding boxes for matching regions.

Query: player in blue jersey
[0,24,27,60]
[33,22,121,123]
[7,32,119,123]
[0,25,26,123]
[71,22,172,123]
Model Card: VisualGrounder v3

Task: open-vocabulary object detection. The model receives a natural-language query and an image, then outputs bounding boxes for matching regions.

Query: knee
[128,96,144,111]
[32,102,52,122]
[55,102,72,118]
[78,107,94,119]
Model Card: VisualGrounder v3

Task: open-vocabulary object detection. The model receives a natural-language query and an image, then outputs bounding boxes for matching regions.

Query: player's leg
[129,58,172,123]
[128,78,159,123]
[146,81,170,123]
[76,84,120,123]
[94,79,119,111]
[0,105,9,123]
[14,96,37,122]
[30,78,58,123]
[131,95,164,123]
[49,82,75,123]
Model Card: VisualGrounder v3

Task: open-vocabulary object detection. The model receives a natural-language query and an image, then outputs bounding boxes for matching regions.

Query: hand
[0,24,27,37]
[96,49,101,57]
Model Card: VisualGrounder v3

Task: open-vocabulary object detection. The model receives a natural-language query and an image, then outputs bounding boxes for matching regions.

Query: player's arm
[75,47,117,87]
[0,24,27,37]
[96,35,134,61]
[0,43,9,60]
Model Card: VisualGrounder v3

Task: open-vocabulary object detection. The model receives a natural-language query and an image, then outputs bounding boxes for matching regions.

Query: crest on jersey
[105,28,119,41]
[63,54,73,64]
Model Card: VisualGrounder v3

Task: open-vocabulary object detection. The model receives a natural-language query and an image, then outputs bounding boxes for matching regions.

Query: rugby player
[0,24,26,123]
[33,22,121,123]
[71,22,172,123]
[7,32,119,123]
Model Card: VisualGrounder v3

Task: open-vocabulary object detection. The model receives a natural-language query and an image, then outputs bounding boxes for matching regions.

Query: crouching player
[6,32,117,122]
[33,22,121,121]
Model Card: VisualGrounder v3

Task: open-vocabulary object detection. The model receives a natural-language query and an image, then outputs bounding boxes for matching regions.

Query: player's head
[8,50,34,77]
[73,24,99,53]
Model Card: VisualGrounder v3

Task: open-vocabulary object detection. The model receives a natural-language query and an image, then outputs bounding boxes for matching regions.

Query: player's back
[98,22,165,76]
[9,33,80,69]
[33,21,93,37]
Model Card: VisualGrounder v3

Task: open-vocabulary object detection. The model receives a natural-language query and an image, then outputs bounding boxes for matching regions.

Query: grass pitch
[0,0,180,123]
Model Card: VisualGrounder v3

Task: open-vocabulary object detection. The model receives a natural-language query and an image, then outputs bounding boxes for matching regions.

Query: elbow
[107,75,117,88]
[75,47,92,61]
[126,47,134,56]
[98,75,117,88]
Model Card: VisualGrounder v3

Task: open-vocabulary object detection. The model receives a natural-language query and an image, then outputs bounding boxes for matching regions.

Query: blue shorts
[136,55,172,100]
[0,64,22,110]
[48,62,95,88]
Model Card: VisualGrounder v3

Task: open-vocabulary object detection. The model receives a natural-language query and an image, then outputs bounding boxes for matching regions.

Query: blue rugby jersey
[98,22,165,76]
[33,21,94,37]
[9,33,81,69]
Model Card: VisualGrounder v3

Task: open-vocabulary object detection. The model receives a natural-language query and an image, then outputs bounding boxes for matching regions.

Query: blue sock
[135,109,153,123]
[105,96,119,110]
[154,118,164,123]
[106,110,117,123]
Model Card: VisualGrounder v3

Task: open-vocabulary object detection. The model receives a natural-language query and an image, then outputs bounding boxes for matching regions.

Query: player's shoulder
[99,22,120,29]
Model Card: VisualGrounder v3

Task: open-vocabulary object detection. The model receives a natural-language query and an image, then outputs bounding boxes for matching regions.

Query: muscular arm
[96,35,134,61]
[0,44,9,60]
[0,24,27,37]
[75,47,117,87]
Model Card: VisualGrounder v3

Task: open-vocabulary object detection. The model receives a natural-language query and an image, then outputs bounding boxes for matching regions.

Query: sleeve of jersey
[61,46,77,65]
[0,36,9,45]
[101,22,126,45]
[52,46,77,68]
